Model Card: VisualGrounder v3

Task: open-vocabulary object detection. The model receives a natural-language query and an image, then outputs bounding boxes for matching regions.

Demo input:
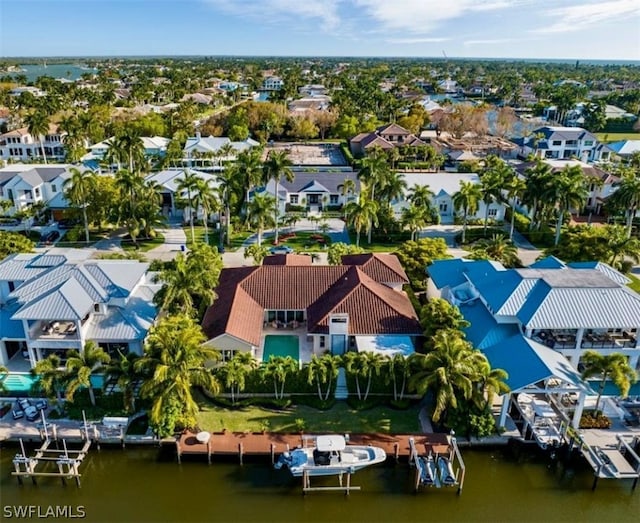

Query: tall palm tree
[191,178,220,245]
[359,148,390,242]
[105,350,140,414]
[220,352,258,404]
[580,350,637,413]
[305,354,340,401]
[216,165,240,249]
[64,167,97,243]
[480,159,510,235]
[65,342,111,407]
[262,150,294,244]
[109,131,145,173]
[247,193,276,246]
[408,331,487,423]
[401,204,427,241]
[522,160,554,231]
[25,110,50,164]
[176,169,200,244]
[344,196,378,247]
[265,355,298,400]
[236,148,264,203]
[550,165,588,246]
[452,181,482,243]
[475,361,510,410]
[136,316,221,434]
[504,174,527,240]
[379,171,407,211]
[409,184,435,210]
[32,355,65,401]
[608,170,640,239]
[387,354,411,402]
[343,351,385,401]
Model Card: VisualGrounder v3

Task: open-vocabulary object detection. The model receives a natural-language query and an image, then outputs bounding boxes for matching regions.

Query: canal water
[1,443,638,522]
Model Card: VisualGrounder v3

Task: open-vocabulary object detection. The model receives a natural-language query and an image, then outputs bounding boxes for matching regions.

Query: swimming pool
[0,373,39,392]
[262,335,299,362]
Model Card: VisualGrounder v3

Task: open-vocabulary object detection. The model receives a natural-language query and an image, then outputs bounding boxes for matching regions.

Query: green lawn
[183,226,252,251]
[56,231,110,248]
[627,273,640,293]
[596,132,640,142]
[121,233,165,252]
[195,401,421,433]
[270,231,331,252]
[347,231,411,252]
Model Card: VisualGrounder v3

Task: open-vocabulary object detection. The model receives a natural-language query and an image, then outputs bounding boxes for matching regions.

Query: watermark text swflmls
[3,505,86,519]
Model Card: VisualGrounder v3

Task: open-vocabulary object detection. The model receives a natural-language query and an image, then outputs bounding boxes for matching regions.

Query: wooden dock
[175,431,452,465]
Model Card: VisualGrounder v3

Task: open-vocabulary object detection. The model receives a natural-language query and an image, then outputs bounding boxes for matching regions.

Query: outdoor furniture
[35,399,47,411]
[66,323,77,335]
[18,398,31,410]
[25,406,38,421]
[12,410,24,420]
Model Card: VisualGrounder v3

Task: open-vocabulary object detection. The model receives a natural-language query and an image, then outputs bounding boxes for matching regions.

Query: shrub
[579,411,612,429]
[340,142,355,165]
[64,226,83,243]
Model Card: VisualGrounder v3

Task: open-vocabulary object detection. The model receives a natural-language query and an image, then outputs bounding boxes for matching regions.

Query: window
[319,336,325,348]
[290,195,298,204]
[439,203,448,212]
[329,195,339,204]
[552,140,562,146]
[34,187,40,197]
[584,140,593,146]
[8,281,15,292]
[93,303,101,313]
[51,184,57,193]
[488,208,497,217]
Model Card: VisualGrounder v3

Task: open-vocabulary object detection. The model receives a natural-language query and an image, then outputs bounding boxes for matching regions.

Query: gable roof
[400,172,481,199]
[377,123,412,136]
[263,254,312,266]
[265,170,360,195]
[341,253,409,284]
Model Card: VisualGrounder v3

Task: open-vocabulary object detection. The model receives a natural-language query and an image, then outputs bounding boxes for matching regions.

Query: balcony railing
[30,320,79,340]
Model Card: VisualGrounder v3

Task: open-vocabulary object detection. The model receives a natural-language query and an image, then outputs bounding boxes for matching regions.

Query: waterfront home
[427,257,640,428]
[144,168,219,220]
[391,172,506,225]
[0,249,160,371]
[257,169,360,213]
[201,253,421,362]
[349,123,427,157]
[0,124,67,163]
[0,164,72,216]
[513,126,611,163]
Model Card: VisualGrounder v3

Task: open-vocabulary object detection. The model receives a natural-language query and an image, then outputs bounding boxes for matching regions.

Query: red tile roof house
[202,254,422,362]
[349,123,427,157]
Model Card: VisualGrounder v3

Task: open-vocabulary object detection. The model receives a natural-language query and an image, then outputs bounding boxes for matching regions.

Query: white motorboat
[517,393,563,449]
[274,435,387,477]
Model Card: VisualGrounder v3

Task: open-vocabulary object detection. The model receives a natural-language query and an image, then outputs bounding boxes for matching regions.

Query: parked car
[269,245,294,255]
[40,230,60,244]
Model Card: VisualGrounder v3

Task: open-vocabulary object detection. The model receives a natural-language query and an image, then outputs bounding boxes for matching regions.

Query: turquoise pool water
[0,373,104,393]
[262,335,299,362]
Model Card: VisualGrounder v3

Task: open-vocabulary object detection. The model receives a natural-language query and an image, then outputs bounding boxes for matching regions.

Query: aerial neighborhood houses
[0,250,160,370]
[513,126,612,163]
[82,136,170,168]
[0,164,72,216]
[183,133,260,168]
[349,123,427,157]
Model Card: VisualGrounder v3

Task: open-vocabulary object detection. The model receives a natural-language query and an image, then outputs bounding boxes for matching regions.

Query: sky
[1,0,639,60]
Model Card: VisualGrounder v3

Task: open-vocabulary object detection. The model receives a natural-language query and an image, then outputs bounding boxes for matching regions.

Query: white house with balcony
[0,164,72,215]
[261,77,284,91]
[0,249,161,371]
[183,134,259,169]
[0,124,67,163]
[391,172,506,225]
[514,126,611,163]
[82,136,170,170]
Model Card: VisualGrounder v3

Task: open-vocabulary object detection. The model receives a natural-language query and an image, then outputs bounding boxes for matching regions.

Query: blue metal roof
[460,302,519,350]
[427,259,502,290]
[516,280,551,325]
[0,309,25,339]
[467,270,523,313]
[529,256,566,269]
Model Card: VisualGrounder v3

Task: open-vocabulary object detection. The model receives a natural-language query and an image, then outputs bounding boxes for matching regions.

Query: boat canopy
[316,435,346,452]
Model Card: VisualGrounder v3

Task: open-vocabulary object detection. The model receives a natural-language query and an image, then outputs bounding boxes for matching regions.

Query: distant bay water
[6,63,96,82]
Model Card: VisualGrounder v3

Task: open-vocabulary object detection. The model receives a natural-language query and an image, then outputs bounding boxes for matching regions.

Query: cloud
[532,0,640,34]
[464,38,515,46]
[386,37,451,44]
[202,0,342,31]
[353,0,528,34]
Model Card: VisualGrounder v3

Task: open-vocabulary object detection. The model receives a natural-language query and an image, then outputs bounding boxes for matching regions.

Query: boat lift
[409,434,465,494]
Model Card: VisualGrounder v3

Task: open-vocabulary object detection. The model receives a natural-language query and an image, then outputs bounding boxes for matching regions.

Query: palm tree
[153,244,221,315]
[343,351,385,401]
[306,354,340,401]
[470,234,521,267]
[136,316,221,434]
[359,148,390,242]
[32,354,66,401]
[608,171,640,239]
[379,171,407,211]
[216,165,240,249]
[480,159,510,235]
[387,354,411,402]
[247,193,276,246]
[105,351,140,414]
[551,165,588,246]
[340,178,356,208]
[220,352,258,404]
[64,168,97,243]
[580,350,637,413]
[25,110,50,164]
[176,169,200,244]
[109,131,145,173]
[408,331,487,423]
[452,181,482,243]
[236,148,264,203]
[475,361,510,410]
[401,204,427,241]
[262,150,294,244]
[191,178,220,245]
[0,365,7,393]
[409,184,435,210]
[265,356,298,400]
[344,196,378,247]
[65,342,111,407]
[504,175,527,240]
[522,160,554,231]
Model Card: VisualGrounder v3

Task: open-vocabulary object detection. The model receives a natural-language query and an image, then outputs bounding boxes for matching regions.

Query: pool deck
[256,327,314,364]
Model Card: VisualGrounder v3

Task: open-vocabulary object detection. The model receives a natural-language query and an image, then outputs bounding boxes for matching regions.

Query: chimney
[195,131,201,140]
